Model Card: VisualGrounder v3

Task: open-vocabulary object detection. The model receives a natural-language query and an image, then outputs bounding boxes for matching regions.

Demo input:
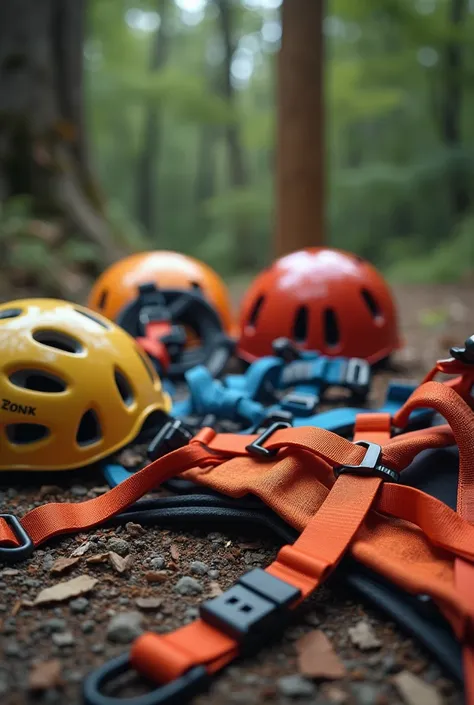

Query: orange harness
[1,372,474,702]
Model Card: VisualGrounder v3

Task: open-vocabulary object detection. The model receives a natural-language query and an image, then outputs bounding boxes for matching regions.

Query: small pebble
[52,631,75,647]
[106,611,144,644]
[118,597,130,605]
[149,556,165,570]
[44,618,67,633]
[71,485,88,497]
[0,669,8,695]
[106,538,130,556]
[91,644,105,654]
[351,684,379,705]
[174,576,203,596]
[208,569,219,579]
[190,561,208,576]
[4,641,21,657]
[184,607,199,619]
[81,620,95,634]
[70,597,89,614]
[277,674,316,698]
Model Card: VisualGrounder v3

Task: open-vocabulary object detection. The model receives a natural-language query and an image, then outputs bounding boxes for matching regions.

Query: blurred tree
[0,0,126,278]
[136,0,170,237]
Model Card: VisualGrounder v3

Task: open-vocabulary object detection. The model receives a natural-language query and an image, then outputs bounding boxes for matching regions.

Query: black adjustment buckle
[83,652,209,705]
[451,335,474,364]
[250,410,294,435]
[0,514,34,563]
[272,337,302,363]
[334,441,400,483]
[245,421,292,458]
[280,392,319,416]
[147,419,194,461]
[200,568,300,647]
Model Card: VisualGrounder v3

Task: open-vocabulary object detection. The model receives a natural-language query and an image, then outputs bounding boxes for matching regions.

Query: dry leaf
[144,571,168,584]
[240,542,261,550]
[296,630,346,680]
[208,582,223,598]
[50,556,81,575]
[126,522,145,536]
[109,552,133,574]
[11,600,22,617]
[393,671,443,705]
[70,541,92,557]
[86,553,110,564]
[33,575,98,605]
[348,621,381,650]
[170,544,180,561]
[29,659,63,691]
[135,597,162,610]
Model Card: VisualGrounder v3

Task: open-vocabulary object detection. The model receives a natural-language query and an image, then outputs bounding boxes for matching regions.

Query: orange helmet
[237,248,401,364]
[88,251,234,334]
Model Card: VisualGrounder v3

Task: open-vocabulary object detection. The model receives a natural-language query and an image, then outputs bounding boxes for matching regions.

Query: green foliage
[84,0,474,282]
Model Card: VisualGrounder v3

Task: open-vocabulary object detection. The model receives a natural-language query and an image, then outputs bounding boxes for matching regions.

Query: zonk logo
[2,399,36,416]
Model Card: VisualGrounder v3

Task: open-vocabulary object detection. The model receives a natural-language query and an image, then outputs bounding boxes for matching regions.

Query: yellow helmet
[0,299,172,471]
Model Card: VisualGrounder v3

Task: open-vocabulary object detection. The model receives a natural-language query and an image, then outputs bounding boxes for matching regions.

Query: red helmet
[237,248,401,363]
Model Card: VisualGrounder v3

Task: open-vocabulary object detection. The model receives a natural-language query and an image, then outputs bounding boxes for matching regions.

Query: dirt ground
[1,282,473,705]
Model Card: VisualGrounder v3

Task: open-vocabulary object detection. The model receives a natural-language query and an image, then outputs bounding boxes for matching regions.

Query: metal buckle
[147,420,194,461]
[245,421,292,458]
[0,514,34,563]
[334,441,399,483]
[83,652,209,705]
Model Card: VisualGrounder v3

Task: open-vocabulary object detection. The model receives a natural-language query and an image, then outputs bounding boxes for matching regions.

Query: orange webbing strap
[131,383,474,699]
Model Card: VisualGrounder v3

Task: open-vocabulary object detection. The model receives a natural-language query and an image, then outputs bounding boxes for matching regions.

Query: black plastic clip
[334,441,399,483]
[450,335,474,364]
[245,421,292,458]
[0,514,34,563]
[200,568,300,648]
[147,419,194,461]
[272,337,302,363]
[83,652,209,705]
[279,392,319,416]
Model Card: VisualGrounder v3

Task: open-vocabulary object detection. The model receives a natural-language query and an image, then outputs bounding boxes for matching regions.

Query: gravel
[106,611,144,644]
[277,675,316,698]
[174,576,203,595]
[190,560,209,576]
[106,537,130,556]
[70,597,89,614]
[52,632,75,647]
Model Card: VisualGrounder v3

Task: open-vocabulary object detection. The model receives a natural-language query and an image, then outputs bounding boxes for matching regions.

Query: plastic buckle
[245,421,292,458]
[272,337,302,363]
[280,392,318,416]
[0,515,34,563]
[334,441,399,483]
[200,568,300,646]
[250,410,294,435]
[83,652,209,705]
[451,335,474,364]
[147,419,194,461]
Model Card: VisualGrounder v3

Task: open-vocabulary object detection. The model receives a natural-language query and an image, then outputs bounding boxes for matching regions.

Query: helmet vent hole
[361,289,383,320]
[97,290,108,310]
[293,306,308,343]
[76,409,102,446]
[6,424,49,445]
[33,330,83,354]
[114,369,134,407]
[0,308,22,321]
[74,308,110,328]
[247,295,265,328]
[190,281,202,293]
[9,369,66,393]
[323,308,340,347]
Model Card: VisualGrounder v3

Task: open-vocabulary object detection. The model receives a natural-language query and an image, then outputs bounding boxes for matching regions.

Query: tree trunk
[275,0,325,257]
[440,0,469,219]
[136,0,169,239]
[215,0,253,270]
[0,0,124,267]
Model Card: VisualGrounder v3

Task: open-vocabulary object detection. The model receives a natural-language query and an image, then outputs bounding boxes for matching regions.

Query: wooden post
[275,0,325,257]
